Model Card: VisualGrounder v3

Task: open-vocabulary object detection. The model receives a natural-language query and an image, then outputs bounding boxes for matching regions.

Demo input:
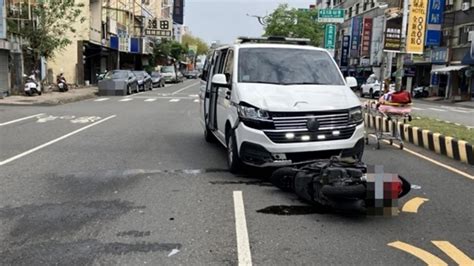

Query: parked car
[185,70,200,79]
[133,70,152,91]
[161,65,184,83]
[98,70,139,96]
[360,74,382,98]
[151,72,165,88]
[199,36,363,173]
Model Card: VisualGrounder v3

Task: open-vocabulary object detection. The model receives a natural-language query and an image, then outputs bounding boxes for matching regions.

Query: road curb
[365,112,474,166]
[0,90,97,106]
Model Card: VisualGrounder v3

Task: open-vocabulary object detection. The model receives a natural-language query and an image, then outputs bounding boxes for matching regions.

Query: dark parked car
[133,70,152,91]
[98,70,139,96]
[184,70,200,79]
[151,72,165,88]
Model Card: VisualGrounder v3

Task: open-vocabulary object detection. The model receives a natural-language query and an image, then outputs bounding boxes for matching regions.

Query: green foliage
[264,4,324,46]
[8,0,85,63]
[152,39,187,63]
[182,34,209,55]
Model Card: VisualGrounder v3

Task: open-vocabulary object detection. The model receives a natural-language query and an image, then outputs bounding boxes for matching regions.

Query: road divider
[0,115,116,166]
[364,112,474,166]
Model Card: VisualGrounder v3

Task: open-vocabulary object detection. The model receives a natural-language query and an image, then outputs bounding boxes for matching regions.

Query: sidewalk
[0,87,98,106]
[414,97,474,109]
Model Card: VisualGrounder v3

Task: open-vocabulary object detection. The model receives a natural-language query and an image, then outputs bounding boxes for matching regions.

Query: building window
[356,3,360,14]
[371,0,375,8]
[458,25,474,45]
[364,1,368,10]
[349,7,353,17]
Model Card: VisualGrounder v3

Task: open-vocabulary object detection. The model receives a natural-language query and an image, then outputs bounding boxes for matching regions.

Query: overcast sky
[185,0,313,44]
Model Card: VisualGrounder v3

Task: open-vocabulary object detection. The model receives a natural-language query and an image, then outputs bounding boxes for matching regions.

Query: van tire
[227,130,243,174]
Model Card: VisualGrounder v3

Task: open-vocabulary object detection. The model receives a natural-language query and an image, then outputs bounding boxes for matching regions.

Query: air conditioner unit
[462,2,470,11]
[469,31,474,41]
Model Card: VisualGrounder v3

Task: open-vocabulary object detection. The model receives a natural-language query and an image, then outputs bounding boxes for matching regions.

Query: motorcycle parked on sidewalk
[23,72,42,96]
[57,73,69,92]
[413,86,429,98]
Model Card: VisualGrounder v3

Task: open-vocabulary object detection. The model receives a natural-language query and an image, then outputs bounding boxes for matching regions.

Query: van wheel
[227,130,243,174]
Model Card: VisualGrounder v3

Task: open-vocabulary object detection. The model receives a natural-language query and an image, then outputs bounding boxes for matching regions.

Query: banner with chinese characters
[350,17,361,57]
[173,0,184,25]
[425,0,444,46]
[383,17,402,52]
[360,18,373,57]
[0,0,5,39]
[340,35,351,67]
[407,0,429,54]
[324,24,336,49]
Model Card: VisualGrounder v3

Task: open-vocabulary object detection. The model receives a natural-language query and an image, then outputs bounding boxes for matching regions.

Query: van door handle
[225,90,231,100]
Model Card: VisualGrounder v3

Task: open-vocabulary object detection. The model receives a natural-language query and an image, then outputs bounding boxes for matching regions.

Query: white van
[199,37,364,172]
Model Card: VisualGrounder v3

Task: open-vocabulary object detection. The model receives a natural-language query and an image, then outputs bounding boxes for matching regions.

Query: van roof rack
[235,36,311,45]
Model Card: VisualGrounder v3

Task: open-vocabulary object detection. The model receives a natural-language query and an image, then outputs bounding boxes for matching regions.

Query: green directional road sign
[318,9,345,23]
[324,24,336,49]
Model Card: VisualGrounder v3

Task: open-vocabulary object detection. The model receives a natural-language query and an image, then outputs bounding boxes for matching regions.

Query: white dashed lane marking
[94,98,110,102]
[145,98,157,102]
[169,99,180,102]
[119,98,133,102]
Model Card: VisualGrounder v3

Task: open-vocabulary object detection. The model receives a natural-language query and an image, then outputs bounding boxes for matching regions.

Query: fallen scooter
[270,156,411,215]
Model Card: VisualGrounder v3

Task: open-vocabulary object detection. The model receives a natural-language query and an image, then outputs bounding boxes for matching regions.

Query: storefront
[431,65,469,101]
[461,51,474,101]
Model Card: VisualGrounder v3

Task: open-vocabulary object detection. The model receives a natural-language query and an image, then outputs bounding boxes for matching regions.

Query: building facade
[334,0,474,101]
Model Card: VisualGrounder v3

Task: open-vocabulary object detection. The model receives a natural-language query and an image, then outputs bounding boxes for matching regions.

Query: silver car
[98,70,139,96]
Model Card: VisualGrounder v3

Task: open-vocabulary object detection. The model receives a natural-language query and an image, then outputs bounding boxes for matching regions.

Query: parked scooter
[413,86,429,98]
[270,157,411,214]
[23,71,42,96]
[57,73,68,92]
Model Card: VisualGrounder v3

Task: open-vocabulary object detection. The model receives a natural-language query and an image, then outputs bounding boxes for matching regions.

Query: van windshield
[238,48,345,86]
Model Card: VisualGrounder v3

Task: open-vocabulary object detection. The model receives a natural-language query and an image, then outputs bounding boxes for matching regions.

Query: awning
[461,52,474,65]
[430,65,468,74]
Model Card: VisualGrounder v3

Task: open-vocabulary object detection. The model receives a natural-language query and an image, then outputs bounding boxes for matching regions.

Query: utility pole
[395,0,409,91]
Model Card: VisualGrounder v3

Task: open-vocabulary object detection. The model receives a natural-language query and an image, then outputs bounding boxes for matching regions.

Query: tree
[264,4,324,46]
[8,0,85,68]
[182,34,209,55]
[149,39,188,68]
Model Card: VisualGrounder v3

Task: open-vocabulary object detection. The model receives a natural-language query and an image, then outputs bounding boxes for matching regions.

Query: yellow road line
[432,241,474,265]
[369,135,474,180]
[401,197,429,213]
[388,241,447,266]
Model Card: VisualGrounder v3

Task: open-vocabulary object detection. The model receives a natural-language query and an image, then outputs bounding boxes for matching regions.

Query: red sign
[360,18,373,57]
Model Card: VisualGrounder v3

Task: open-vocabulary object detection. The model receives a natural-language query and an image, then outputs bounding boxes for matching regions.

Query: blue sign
[341,35,351,67]
[425,0,444,46]
[431,73,439,85]
[130,38,140,53]
[350,17,361,57]
[110,36,119,50]
[431,47,448,64]
[0,0,6,39]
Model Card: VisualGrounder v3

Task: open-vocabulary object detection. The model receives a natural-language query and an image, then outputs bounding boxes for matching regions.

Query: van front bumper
[235,122,365,167]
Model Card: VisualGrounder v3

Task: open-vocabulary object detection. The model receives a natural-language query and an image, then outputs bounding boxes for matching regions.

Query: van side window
[223,50,234,83]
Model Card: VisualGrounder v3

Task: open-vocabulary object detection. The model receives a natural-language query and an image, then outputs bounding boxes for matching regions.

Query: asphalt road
[1,80,473,265]
[359,95,474,127]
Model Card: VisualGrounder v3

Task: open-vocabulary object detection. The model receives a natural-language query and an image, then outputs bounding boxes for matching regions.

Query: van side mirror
[212,74,230,88]
[346,77,358,88]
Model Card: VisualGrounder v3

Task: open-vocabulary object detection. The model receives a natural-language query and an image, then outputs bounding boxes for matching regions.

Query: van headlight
[237,103,273,129]
[349,107,363,125]
[237,104,270,121]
